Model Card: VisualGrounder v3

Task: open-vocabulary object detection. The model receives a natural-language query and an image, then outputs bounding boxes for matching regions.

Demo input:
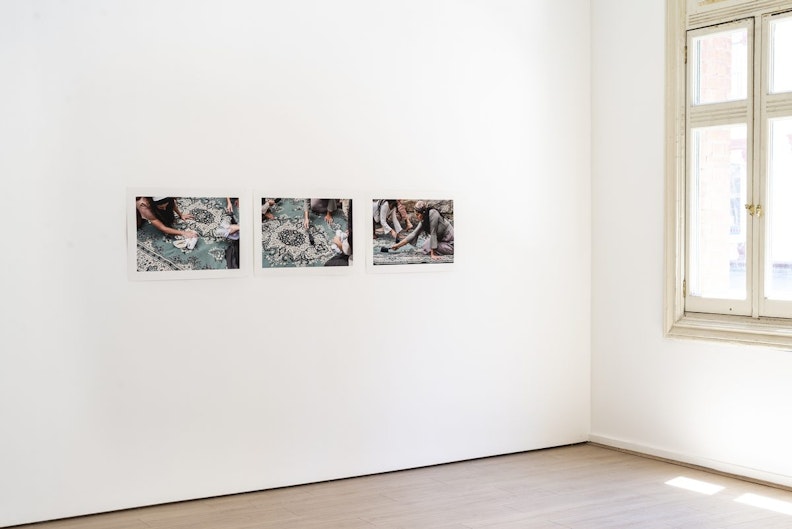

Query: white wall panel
[591,0,792,489]
[0,1,591,525]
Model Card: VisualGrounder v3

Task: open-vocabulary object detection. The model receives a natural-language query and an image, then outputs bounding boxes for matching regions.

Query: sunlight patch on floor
[735,493,792,515]
[665,476,725,495]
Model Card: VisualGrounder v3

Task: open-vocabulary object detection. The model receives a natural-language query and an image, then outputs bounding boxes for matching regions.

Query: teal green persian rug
[136,197,238,272]
[372,234,454,265]
[261,198,350,268]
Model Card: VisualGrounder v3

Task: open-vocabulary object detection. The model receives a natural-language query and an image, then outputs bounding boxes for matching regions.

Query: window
[666,0,792,347]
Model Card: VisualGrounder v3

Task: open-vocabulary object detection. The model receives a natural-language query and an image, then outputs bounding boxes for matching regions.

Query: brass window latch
[745,203,763,217]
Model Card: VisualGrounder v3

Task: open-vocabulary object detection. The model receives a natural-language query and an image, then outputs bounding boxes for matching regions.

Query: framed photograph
[127,190,248,280]
[369,198,454,270]
[256,196,353,270]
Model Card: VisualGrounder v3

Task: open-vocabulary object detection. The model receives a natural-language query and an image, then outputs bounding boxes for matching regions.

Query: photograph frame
[253,190,356,276]
[126,188,250,281]
[366,194,456,274]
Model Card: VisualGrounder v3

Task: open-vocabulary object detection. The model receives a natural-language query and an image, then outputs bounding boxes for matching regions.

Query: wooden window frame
[665,0,792,348]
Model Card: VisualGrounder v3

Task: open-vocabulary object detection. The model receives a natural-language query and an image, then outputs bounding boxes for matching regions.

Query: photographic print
[260,198,352,268]
[372,199,454,265]
[132,194,243,275]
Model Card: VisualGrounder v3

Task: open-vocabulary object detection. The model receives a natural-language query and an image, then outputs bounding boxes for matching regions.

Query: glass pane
[691,28,748,105]
[770,17,792,94]
[765,117,792,300]
[689,124,747,300]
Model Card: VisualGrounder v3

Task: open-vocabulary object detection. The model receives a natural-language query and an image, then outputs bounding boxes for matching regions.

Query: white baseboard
[589,434,792,490]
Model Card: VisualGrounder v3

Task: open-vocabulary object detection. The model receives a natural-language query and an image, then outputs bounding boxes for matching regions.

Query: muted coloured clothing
[304,199,338,214]
[373,200,403,235]
[401,208,454,255]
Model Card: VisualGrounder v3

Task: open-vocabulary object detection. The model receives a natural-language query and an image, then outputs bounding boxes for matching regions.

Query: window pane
[690,124,747,300]
[770,17,792,94]
[691,28,748,105]
[766,117,792,300]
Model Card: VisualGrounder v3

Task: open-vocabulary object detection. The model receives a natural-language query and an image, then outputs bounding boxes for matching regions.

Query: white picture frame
[127,188,250,280]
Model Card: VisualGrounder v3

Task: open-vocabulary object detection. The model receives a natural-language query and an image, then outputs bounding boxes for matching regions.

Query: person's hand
[183,230,198,239]
[226,204,233,213]
[303,217,310,229]
[325,212,333,224]
[181,212,194,221]
[391,242,402,251]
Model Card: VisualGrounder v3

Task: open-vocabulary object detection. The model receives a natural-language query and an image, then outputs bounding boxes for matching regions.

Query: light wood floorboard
[14,444,792,529]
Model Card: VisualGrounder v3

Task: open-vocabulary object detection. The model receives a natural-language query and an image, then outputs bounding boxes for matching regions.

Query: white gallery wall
[0,1,591,526]
[591,0,792,487]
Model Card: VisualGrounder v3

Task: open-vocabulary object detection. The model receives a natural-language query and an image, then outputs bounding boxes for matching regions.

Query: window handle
[745,204,763,218]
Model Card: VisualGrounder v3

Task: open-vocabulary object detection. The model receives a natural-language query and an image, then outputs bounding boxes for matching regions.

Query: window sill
[667,312,792,350]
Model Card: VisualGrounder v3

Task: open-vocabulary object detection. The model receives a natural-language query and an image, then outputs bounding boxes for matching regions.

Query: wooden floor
[18,443,792,529]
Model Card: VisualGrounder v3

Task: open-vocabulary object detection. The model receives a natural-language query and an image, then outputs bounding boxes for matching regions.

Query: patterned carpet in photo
[372,233,453,265]
[136,197,238,272]
[261,198,349,268]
